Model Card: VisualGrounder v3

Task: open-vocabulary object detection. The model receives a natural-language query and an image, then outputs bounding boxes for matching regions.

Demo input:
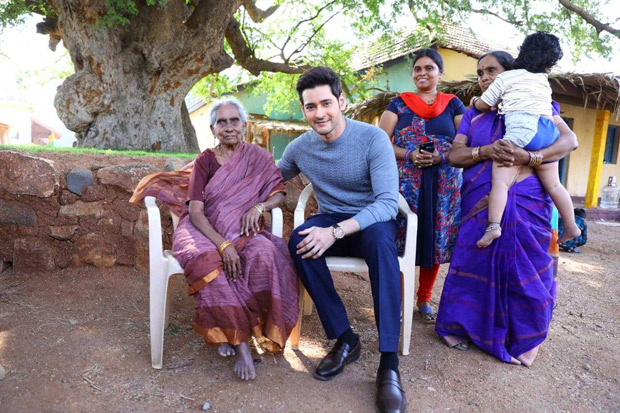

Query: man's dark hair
[412,48,444,72]
[478,51,515,71]
[296,67,343,103]
[513,31,563,74]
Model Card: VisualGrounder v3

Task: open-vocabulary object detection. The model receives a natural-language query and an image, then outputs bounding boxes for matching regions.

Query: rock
[69,318,78,325]
[49,225,79,241]
[202,401,212,411]
[99,214,121,235]
[58,190,79,205]
[120,219,134,237]
[0,151,58,197]
[164,158,189,172]
[112,198,141,221]
[81,184,107,202]
[59,200,106,218]
[0,199,37,227]
[0,364,5,380]
[13,238,56,273]
[66,167,94,196]
[97,164,158,193]
[283,181,302,213]
[72,233,116,268]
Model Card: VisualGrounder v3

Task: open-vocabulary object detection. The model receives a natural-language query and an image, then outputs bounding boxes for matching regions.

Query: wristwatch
[331,224,345,240]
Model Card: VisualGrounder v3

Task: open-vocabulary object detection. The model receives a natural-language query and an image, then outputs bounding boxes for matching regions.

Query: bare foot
[517,346,539,367]
[558,224,581,244]
[233,342,256,380]
[477,228,501,248]
[218,343,235,357]
[509,357,522,365]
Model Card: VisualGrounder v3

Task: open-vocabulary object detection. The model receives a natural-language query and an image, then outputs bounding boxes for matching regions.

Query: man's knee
[361,221,397,251]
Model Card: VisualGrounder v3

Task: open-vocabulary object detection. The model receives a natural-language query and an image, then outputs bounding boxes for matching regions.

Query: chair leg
[302,289,314,316]
[164,278,174,329]
[289,283,305,350]
[150,269,170,369]
[400,268,416,356]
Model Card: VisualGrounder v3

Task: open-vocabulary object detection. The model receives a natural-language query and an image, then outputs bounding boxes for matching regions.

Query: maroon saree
[131,142,299,352]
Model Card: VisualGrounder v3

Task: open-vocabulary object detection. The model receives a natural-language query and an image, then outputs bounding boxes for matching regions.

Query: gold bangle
[528,151,543,167]
[218,240,232,255]
[472,146,481,162]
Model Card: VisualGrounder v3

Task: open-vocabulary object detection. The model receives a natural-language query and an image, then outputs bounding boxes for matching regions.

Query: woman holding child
[435,46,578,366]
[379,48,465,323]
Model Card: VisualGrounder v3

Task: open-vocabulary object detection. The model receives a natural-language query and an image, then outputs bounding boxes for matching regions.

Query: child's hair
[513,31,563,74]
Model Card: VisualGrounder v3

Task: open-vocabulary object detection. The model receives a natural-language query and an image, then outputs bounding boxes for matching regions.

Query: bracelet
[471,146,481,162]
[528,151,543,167]
[472,96,480,107]
[218,240,232,255]
[253,203,265,214]
[439,151,446,165]
[404,149,414,163]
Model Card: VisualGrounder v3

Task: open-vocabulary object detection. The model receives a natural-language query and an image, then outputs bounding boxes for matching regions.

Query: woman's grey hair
[209,97,249,127]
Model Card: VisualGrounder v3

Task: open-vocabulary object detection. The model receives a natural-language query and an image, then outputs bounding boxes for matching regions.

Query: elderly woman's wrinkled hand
[221,246,242,281]
[241,206,262,236]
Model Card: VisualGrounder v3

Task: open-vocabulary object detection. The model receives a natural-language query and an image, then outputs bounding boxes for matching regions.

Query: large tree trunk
[50,0,240,152]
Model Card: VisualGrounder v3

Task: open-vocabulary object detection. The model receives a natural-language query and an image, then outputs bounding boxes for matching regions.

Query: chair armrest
[294,184,314,228]
[145,196,165,268]
[397,194,418,260]
[270,207,283,238]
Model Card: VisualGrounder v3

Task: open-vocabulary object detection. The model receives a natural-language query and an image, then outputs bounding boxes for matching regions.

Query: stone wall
[0,150,313,274]
[0,150,187,273]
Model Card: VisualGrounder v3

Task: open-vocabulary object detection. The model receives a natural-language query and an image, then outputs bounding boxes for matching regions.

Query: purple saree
[435,109,556,363]
[132,142,299,352]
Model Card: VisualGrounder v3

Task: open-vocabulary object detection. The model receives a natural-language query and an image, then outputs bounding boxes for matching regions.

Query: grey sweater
[278,118,399,230]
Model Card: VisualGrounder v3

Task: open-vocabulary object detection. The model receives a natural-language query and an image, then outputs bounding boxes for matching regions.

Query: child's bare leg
[477,162,520,248]
[536,162,581,243]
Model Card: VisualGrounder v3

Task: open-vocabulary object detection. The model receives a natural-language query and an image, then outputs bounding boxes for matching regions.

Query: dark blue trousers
[288,213,401,352]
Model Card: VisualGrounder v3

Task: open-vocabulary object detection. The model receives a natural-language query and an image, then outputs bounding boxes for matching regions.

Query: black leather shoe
[375,369,407,413]
[313,339,361,381]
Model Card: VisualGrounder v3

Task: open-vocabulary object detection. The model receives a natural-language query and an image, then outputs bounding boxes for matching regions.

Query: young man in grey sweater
[279,67,406,413]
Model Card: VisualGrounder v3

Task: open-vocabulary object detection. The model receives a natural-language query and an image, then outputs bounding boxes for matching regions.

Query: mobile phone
[419,141,435,153]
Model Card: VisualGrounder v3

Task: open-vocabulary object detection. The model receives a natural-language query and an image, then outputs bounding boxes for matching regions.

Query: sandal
[418,305,436,324]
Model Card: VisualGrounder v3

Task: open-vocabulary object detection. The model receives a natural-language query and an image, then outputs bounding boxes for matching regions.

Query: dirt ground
[0,222,618,412]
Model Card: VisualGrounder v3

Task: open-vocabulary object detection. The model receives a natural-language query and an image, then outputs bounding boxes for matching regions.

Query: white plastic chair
[287,184,418,356]
[144,196,284,369]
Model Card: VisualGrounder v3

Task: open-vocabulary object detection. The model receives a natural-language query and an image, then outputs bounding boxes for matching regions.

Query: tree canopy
[1,0,618,150]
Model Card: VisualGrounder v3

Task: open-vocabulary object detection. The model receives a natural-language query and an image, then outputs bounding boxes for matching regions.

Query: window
[604,125,619,165]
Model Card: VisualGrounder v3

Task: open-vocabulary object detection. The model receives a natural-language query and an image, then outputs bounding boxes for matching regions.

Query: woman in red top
[379,49,465,323]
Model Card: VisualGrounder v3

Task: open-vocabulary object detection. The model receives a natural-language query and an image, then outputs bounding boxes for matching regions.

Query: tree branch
[286,6,345,63]
[242,0,279,23]
[280,0,338,59]
[225,18,309,76]
[431,0,523,26]
[558,0,619,37]
[185,0,218,30]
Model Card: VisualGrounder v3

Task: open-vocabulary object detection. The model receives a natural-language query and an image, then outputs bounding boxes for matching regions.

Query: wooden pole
[585,109,611,208]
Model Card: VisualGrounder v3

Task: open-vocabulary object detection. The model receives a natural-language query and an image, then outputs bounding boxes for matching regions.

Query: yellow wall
[189,102,215,151]
[437,48,478,82]
[560,104,620,197]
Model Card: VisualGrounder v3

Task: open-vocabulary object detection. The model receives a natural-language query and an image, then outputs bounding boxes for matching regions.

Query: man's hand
[221,245,242,281]
[296,226,335,259]
[240,206,262,236]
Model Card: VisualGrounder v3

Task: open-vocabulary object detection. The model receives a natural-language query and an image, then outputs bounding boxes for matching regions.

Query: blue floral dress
[388,96,464,266]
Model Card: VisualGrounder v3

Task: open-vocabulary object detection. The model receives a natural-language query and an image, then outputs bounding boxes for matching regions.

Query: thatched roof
[351,24,516,71]
[345,73,620,122]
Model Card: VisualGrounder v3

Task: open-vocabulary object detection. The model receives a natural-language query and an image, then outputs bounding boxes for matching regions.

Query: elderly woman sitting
[132,98,299,380]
